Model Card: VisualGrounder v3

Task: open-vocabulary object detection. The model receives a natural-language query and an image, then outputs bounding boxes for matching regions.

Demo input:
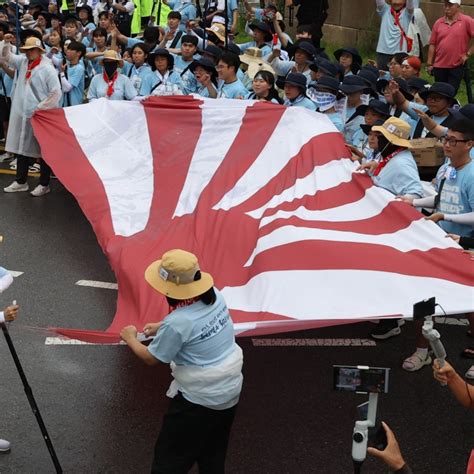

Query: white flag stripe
[258,186,394,228]
[213,107,337,211]
[245,219,457,266]
[247,159,357,220]
[174,101,251,217]
[65,100,154,237]
[222,269,473,320]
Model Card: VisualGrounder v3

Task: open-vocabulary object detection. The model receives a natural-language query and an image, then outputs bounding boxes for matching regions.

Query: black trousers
[151,393,237,474]
[16,155,51,186]
[433,65,465,94]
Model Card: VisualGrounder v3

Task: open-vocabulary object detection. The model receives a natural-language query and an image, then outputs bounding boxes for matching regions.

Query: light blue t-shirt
[435,160,474,237]
[167,0,197,30]
[217,79,249,99]
[121,62,154,94]
[0,70,13,97]
[284,94,316,111]
[148,289,235,367]
[63,62,85,107]
[376,3,413,55]
[373,149,423,197]
[87,73,138,100]
[86,47,104,75]
[325,111,344,133]
[238,41,272,60]
[343,112,365,143]
[173,55,198,94]
[406,102,450,138]
[141,69,183,95]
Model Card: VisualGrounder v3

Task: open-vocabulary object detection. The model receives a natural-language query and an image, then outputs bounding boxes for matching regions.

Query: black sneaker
[370,319,401,340]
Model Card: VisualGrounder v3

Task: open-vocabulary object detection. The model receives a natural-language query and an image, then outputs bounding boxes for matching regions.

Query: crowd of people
[0,0,473,470]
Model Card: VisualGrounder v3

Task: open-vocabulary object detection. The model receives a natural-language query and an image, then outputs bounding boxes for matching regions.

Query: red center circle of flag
[31,96,474,343]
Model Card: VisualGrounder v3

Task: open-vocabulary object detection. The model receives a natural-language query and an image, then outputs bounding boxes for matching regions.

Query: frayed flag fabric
[31,96,474,343]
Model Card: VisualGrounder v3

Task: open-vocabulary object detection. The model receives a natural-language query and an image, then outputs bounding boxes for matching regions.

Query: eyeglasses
[440,136,471,146]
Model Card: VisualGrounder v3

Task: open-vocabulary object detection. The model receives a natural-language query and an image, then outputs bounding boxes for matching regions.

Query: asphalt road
[0,172,472,474]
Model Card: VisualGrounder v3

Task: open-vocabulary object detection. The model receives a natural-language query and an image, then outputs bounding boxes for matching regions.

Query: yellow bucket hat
[372,117,413,148]
[145,249,214,300]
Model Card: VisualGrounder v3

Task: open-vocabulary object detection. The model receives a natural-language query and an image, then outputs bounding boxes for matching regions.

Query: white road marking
[252,338,376,347]
[75,280,118,290]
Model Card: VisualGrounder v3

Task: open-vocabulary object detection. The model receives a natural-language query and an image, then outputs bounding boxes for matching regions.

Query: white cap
[447,0,461,5]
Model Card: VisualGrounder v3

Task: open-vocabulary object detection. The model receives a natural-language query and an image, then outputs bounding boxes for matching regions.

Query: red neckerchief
[169,296,199,313]
[25,57,41,81]
[373,147,404,176]
[390,6,413,53]
[103,71,118,97]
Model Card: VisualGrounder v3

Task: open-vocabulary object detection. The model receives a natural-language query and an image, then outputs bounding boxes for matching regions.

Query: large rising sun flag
[32,96,474,343]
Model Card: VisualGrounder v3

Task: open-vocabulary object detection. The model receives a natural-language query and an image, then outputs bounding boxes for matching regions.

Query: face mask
[103,61,118,78]
[314,91,337,112]
[360,93,371,105]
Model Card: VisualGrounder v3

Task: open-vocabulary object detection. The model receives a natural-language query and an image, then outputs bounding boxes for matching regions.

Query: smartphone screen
[333,366,390,394]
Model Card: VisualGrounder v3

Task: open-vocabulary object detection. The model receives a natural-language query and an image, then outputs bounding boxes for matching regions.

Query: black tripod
[1,323,63,473]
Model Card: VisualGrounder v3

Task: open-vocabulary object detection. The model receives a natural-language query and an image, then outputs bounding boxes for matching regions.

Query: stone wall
[323,0,474,51]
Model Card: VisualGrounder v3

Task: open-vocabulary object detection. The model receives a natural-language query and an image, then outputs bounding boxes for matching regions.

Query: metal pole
[1,323,63,473]
[224,0,228,48]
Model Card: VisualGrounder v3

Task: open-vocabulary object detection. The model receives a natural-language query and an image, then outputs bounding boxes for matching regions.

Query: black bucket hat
[361,119,385,136]
[249,22,273,42]
[419,82,457,103]
[448,104,474,121]
[357,99,391,119]
[309,57,338,77]
[148,47,174,70]
[377,77,414,102]
[201,43,222,60]
[76,4,93,20]
[284,72,307,91]
[358,69,378,91]
[339,75,368,94]
[189,56,217,78]
[334,47,362,73]
[315,75,343,99]
[295,40,316,60]
[407,77,430,94]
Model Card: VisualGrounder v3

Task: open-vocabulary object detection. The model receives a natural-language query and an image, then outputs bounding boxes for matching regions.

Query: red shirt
[430,13,474,68]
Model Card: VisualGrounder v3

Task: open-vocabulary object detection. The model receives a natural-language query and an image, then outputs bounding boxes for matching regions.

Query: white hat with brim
[239,47,275,79]
[99,50,124,68]
[372,117,412,149]
[145,249,214,300]
[20,36,45,53]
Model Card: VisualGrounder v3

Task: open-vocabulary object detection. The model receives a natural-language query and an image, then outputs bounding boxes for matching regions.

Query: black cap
[419,82,457,103]
[357,99,391,119]
[339,75,368,94]
[284,72,307,90]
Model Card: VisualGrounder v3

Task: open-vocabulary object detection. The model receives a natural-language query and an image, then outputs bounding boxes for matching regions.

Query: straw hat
[19,36,45,53]
[100,49,124,67]
[205,23,226,43]
[372,117,412,148]
[239,47,275,79]
[145,249,214,300]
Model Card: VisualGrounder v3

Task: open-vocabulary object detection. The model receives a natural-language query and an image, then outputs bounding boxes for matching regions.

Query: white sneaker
[9,158,17,170]
[465,365,474,380]
[3,181,29,193]
[30,184,50,197]
[402,350,432,372]
[0,152,13,162]
[0,438,10,452]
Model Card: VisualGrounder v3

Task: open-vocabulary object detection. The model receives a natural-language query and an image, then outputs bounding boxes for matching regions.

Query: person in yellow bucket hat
[120,249,243,473]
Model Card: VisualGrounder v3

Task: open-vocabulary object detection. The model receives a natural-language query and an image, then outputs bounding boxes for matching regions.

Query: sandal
[465,366,474,380]
[461,347,474,359]
[402,351,432,372]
